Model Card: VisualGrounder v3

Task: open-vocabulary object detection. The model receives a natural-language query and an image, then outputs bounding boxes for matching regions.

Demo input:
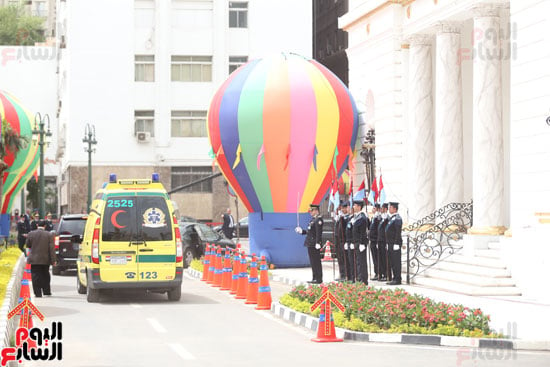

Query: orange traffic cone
[212,247,223,287]
[201,243,211,281]
[245,254,259,305]
[312,301,343,343]
[230,248,240,294]
[23,263,32,281]
[235,252,248,299]
[19,279,30,301]
[206,245,216,284]
[220,248,233,290]
[322,241,333,261]
[255,256,272,310]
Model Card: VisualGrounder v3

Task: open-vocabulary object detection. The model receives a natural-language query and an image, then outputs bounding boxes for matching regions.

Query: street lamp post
[361,129,376,193]
[83,124,97,213]
[32,113,52,219]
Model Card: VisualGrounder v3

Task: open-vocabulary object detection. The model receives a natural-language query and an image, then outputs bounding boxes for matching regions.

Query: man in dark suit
[350,200,369,285]
[385,202,403,285]
[334,201,351,281]
[377,203,390,281]
[369,204,382,280]
[295,204,324,284]
[16,215,29,254]
[26,220,56,297]
[221,208,235,239]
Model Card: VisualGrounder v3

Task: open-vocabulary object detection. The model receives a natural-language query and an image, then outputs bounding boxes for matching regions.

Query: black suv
[53,214,87,275]
[180,222,235,268]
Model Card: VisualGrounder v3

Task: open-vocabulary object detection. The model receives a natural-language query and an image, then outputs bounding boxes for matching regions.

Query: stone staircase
[410,240,522,296]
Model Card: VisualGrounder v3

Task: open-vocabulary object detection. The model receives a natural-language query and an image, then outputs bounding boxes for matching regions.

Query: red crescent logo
[111,210,126,229]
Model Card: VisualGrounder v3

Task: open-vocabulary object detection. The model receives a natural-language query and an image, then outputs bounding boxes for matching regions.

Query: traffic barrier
[220,248,233,290]
[321,241,333,262]
[255,256,272,310]
[235,252,248,300]
[245,254,259,305]
[201,243,210,281]
[206,245,216,284]
[212,247,223,287]
[229,248,240,294]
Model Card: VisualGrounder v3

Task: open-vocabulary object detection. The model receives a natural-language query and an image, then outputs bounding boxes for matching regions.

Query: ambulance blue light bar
[109,173,117,183]
[152,173,160,182]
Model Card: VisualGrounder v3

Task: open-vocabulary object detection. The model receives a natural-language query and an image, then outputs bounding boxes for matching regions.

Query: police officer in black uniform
[16,215,29,254]
[350,200,369,285]
[377,203,389,281]
[369,203,382,280]
[344,204,354,281]
[295,204,324,284]
[334,201,351,281]
[386,202,403,285]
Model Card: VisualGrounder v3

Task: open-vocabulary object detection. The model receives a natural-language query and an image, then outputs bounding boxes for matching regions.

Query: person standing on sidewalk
[295,204,323,284]
[350,200,369,285]
[334,201,351,281]
[221,208,235,240]
[377,203,390,281]
[16,215,29,254]
[369,203,382,280]
[385,202,403,285]
[26,220,56,297]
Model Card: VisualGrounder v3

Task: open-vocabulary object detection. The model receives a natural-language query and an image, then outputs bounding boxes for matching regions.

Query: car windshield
[102,195,173,242]
[58,218,86,235]
[196,223,219,242]
[240,217,248,225]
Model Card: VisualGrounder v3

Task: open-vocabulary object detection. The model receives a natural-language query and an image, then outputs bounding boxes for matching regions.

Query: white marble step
[432,260,511,277]
[445,253,506,268]
[474,249,501,259]
[422,268,517,287]
[412,277,522,296]
[487,242,502,251]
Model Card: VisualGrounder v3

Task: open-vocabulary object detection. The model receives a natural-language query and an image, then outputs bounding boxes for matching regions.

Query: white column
[435,22,464,208]
[471,5,505,234]
[407,34,435,222]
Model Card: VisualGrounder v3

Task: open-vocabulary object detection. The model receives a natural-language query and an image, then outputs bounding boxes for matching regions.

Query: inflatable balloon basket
[248,212,313,267]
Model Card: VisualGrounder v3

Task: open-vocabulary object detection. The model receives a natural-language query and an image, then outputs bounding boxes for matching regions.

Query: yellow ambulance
[76,173,184,302]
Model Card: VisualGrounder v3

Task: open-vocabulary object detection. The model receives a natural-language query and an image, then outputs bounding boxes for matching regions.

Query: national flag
[353,179,366,201]
[367,176,378,205]
[329,180,340,212]
[379,175,387,204]
[33,169,38,183]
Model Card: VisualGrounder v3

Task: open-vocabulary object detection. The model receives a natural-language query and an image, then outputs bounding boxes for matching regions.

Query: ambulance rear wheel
[76,274,86,294]
[86,275,101,303]
[167,286,181,301]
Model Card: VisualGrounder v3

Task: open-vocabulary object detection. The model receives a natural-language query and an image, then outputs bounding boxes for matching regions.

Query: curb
[185,268,550,351]
[0,253,25,349]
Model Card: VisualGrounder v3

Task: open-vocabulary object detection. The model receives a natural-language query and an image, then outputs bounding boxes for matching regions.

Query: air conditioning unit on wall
[136,131,151,143]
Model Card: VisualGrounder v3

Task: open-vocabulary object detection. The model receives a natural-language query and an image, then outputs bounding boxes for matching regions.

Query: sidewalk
[236,239,550,346]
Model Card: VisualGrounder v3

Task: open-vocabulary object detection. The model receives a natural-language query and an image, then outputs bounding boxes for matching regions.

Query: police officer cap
[389,201,399,209]
[352,200,364,208]
[382,203,389,209]
[340,201,349,207]
[309,204,320,210]
[374,203,381,208]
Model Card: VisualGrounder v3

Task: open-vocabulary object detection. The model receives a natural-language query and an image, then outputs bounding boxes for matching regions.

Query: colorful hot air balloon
[207,53,358,266]
[0,90,39,236]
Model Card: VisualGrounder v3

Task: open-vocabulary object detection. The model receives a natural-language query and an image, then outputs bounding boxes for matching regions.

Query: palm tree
[0,117,29,211]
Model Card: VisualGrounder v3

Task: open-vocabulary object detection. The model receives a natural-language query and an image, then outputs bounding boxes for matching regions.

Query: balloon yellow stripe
[299,63,339,212]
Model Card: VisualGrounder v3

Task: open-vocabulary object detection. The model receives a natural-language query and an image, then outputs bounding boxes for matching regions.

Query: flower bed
[0,247,23,300]
[281,282,501,338]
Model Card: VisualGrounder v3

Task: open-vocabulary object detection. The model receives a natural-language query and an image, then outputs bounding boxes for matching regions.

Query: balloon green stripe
[238,58,273,212]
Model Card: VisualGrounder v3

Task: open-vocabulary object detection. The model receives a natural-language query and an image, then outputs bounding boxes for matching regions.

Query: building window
[171,111,207,137]
[134,110,155,137]
[229,2,247,28]
[171,56,212,82]
[135,55,155,82]
[228,56,248,74]
[171,166,213,193]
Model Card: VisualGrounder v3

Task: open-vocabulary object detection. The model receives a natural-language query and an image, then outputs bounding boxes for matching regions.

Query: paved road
[22,270,550,367]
